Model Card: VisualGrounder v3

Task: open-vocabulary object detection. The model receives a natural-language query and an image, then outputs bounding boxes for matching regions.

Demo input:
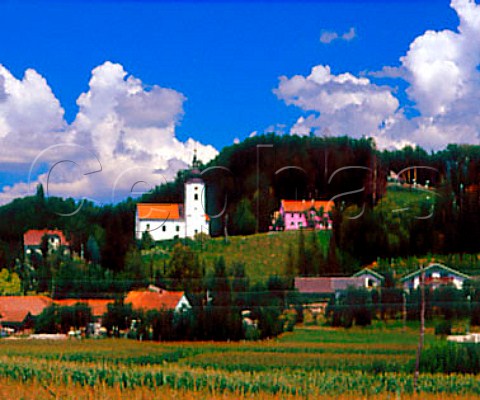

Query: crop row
[182,351,412,373]
[0,356,479,396]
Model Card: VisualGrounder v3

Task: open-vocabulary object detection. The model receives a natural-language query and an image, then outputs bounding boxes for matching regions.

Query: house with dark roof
[294,277,365,299]
[135,152,209,241]
[24,229,70,258]
[352,268,385,289]
[271,199,333,231]
[401,263,471,291]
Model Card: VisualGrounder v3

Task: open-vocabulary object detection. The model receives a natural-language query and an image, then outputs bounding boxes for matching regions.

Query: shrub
[420,341,480,374]
[435,319,452,336]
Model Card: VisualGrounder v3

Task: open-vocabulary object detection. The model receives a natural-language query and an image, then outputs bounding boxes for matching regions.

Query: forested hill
[1,134,480,272]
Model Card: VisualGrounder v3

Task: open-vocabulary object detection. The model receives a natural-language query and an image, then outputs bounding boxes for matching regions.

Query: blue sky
[0,1,456,147]
[0,0,477,204]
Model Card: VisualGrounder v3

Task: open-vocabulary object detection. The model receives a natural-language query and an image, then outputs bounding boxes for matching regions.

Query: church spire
[192,147,200,169]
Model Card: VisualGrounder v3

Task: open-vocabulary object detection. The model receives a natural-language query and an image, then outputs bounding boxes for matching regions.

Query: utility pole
[414,264,425,391]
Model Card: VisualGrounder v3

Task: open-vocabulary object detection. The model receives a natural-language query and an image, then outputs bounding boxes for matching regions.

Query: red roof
[0,296,52,324]
[282,200,333,213]
[125,290,185,311]
[295,277,364,294]
[54,299,113,317]
[137,203,183,221]
[24,229,70,247]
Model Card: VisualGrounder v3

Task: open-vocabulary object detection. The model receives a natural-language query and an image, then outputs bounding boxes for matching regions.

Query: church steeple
[192,147,200,170]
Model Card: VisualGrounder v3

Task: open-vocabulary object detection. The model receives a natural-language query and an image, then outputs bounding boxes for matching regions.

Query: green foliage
[34,304,58,334]
[140,230,154,250]
[167,243,203,292]
[34,303,93,334]
[123,246,146,284]
[435,320,452,336]
[296,229,307,276]
[0,268,21,295]
[102,300,136,334]
[420,341,480,374]
[86,235,101,265]
[327,287,373,328]
[57,303,93,333]
[231,198,256,235]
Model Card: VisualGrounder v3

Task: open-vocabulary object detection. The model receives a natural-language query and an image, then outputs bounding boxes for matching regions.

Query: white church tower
[184,150,209,238]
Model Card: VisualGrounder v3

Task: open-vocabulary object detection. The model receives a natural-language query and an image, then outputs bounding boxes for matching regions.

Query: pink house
[271,199,333,231]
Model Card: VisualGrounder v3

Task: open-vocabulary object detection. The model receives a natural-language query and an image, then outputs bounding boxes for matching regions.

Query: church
[135,154,209,241]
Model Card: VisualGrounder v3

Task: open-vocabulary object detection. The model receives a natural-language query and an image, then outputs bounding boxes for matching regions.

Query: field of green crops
[0,325,479,399]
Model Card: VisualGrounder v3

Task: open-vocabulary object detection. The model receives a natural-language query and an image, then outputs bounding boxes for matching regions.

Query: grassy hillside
[381,183,436,210]
[147,230,331,284]
[144,186,439,283]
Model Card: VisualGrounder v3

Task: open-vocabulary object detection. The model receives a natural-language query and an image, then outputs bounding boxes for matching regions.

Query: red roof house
[24,229,70,247]
[54,299,113,317]
[24,229,71,257]
[271,199,334,231]
[125,289,190,313]
[0,296,52,328]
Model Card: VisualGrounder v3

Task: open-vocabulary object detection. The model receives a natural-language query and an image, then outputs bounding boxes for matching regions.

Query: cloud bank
[277,0,480,150]
[0,62,218,205]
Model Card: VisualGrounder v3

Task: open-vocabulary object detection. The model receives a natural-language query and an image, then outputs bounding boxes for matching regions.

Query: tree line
[1,135,480,279]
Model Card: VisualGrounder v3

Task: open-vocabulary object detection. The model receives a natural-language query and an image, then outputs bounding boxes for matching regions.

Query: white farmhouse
[401,263,471,291]
[135,155,209,241]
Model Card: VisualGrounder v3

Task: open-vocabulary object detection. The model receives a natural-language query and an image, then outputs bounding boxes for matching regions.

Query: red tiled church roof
[23,229,70,247]
[136,203,183,221]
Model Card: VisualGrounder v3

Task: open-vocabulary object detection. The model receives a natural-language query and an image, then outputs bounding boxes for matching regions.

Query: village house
[125,285,191,314]
[23,229,70,258]
[293,277,365,323]
[401,263,471,291]
[0,285,190,335]
[135,153,209,241]
[352,268,385,289]
[0,295,52,331]
[294,277,365,297]
[271,199,333,231]
[54,299,112,320]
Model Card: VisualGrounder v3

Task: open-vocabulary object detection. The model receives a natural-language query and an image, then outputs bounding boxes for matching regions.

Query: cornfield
[0,326,479,399]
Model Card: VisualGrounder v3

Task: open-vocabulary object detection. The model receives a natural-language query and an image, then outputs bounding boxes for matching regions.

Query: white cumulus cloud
[277,0,480,150]
[274,65,400,140]
[0,62,218,205]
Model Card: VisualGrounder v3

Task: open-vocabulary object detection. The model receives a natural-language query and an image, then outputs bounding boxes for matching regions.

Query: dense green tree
[123,246,146,285]
[231,198,256,235]
[327,287,373,327]
[102,300,136,335]
[86,235,101,265]
[57,303,93,333]
[34,304,58,333]
[167,243,203,292]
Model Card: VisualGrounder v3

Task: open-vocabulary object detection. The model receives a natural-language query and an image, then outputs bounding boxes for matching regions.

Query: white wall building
[401,263,471,291]
[135,158,209,241]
